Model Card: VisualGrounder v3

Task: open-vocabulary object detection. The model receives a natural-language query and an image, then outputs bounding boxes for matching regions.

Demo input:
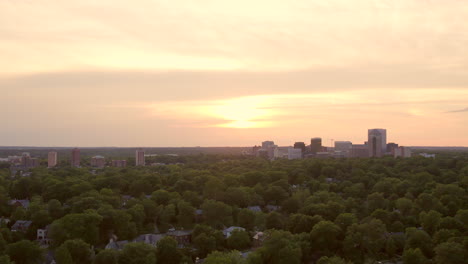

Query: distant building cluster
[253,128,414,160]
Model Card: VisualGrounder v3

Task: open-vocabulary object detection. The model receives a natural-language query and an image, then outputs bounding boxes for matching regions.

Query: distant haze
[1,0,467,147]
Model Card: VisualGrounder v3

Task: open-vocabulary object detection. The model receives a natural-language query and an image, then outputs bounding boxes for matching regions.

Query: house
[0,217,10,226]
[266,205,280,212]
[37,225,52,247]
[247,206,262,213]
[167,230,192,246]
[223,226,245,238]
[105,238,129,250]
[9,199,30,209]
[195,209,204,222]
[11,220,32,232]
[133,234,165,246]
[253,232,266,247]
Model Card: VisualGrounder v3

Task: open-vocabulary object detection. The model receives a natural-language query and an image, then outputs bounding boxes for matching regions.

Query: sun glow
[202,96,275,128]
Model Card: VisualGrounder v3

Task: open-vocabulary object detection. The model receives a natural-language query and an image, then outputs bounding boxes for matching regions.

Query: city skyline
[1,1,467,147]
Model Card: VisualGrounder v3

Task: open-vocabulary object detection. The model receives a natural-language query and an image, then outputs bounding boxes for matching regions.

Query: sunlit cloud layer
[0,0,467,146]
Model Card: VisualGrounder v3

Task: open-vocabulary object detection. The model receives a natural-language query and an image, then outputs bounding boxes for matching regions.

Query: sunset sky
[2,0,467,147]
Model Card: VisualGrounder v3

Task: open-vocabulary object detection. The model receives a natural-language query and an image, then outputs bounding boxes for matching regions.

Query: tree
[402,248,428,264]
[227,230,251,250]
[434,242,465,264]
[94,249,119,264]
[6,240,44,264]
[237,209,256,231]
[405,228,433,258]
[118,243,156,264]
[193,233,217,258]
[288,214,323,234]
[266,212,284,230]
[56,239,93,264]
[55,245,73,264]
[316,256,350,264]
[201,200,233,228]
[334,213,357,233]
[49,211,103,246]
[310,221,341,255]
[0,256,12,264]
[419,210,442,235]
[156,236,181,264]
[205,251,245,264]
[177,201,195,228]
[250,230,302,264]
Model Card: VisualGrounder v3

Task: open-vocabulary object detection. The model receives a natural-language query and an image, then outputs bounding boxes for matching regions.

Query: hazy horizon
[2,0,467,147]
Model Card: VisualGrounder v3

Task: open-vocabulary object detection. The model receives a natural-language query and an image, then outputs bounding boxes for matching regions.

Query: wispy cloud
[446,107,468,113]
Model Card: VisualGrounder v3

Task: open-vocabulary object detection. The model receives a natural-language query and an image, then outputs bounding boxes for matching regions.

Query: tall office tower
[135,149,145,166]
[294,142,306,153]
[71,148,80,167]
[310,138,322,154]
[368,129,386,157]
[48,152,57,168]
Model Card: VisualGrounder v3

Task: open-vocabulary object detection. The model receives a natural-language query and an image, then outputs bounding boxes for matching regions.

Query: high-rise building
[261,141,275,149]
[294,142,306,153]
[71,148,80,167]
[48,152,57,168]
[90,155,106,168]
[368,129,386,157]
[135,149,145,166]
[310,138,322,154]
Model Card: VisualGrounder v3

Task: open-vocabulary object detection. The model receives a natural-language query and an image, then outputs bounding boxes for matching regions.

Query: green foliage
[434,242,466,264]
[156,236,182,264]
[49,211,103,246]
[94,249,119,264]
[205,251,245,264]
[118,242,156,264]
[227,229,251,250]
[56,239,93,264]
[1,153,467,264]
[6,240,44,264]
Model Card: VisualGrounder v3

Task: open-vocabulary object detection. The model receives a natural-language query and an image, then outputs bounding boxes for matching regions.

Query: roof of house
[133,234,165,245]
[9,199,30,208]
[223,226,245,236]
[247,206,262,212]
[11,220,32,230]
[167,230,193,237]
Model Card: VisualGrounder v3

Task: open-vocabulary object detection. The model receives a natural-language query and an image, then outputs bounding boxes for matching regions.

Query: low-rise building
[288,148,302,160]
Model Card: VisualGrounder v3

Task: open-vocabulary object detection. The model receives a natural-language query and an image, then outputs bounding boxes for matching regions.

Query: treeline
[0,154,467,263]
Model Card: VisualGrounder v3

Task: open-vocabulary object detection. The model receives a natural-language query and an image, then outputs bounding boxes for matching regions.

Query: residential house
[167,230,192,246]
[11,220,32,232]
[9,199,30,209]
[223,226,245,238]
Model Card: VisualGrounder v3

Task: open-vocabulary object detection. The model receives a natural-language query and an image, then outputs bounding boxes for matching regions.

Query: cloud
[446,107,468,113]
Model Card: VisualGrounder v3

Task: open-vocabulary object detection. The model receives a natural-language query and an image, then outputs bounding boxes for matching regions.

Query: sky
[1,0,468,147]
